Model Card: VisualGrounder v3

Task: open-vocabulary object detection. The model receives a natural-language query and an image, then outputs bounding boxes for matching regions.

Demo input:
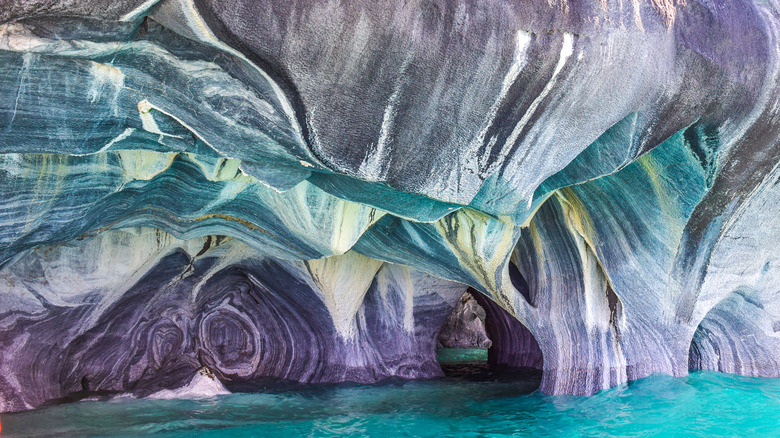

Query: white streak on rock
[147,367,230,400]
[504,33,575,168]
[88,62,125,116]
[150,0,306,152]
[473,30,533,172]
[97,128,135,153]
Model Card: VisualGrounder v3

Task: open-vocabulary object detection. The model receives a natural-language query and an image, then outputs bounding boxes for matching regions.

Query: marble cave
[1,0,779,421]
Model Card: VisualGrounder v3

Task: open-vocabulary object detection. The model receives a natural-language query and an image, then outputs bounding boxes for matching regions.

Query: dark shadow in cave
[435,287,543,388]
[688,323,708,372]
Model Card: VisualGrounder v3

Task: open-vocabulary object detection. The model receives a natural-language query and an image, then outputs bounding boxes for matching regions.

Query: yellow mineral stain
[436,208,517,299]
[636,150,681,227]
[553,190,623,326]
[22,154,67,234]
[89,62,125,117]
[526,220,547,265]
[555,188,599,250]
[89,62,124,97]
[330,202,385,255]
[117,150,177,181]
[305,251,384,339]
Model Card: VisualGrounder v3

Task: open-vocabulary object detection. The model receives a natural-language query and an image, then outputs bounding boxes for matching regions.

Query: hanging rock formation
[2,0,780,411]
[436,291,492,349]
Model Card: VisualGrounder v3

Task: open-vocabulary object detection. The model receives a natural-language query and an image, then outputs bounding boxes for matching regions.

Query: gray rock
[437,292,492,349]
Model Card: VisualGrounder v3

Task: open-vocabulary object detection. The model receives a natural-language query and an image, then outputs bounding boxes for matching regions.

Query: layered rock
[2,0,780,410]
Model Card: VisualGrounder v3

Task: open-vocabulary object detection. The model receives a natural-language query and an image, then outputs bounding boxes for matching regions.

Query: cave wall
[2,0,780,410]
[0,230,466,412]
[470,289,543,370]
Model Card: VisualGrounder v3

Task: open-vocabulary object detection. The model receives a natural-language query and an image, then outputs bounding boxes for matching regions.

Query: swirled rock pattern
[2,0,780,411]
[0,230,466,411]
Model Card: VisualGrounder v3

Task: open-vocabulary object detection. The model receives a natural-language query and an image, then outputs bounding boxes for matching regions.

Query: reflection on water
[435,347,488,364]
[3,371,780,437]
[436,347,542,385]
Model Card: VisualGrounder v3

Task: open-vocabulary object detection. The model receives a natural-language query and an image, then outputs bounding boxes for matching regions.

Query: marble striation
[2,0,780,411]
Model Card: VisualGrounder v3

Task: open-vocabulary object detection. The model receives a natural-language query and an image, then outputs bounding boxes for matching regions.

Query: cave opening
[436,289,492,367]
[435,288,543,389]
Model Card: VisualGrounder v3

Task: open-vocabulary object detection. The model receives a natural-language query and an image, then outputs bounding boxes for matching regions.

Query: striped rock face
[2,0,780,411]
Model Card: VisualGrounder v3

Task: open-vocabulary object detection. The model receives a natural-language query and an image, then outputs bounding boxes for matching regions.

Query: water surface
[3,371,780,437]
[435,347,488,364]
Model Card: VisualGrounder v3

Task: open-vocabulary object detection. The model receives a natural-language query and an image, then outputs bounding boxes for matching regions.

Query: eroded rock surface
[2,0,780,410]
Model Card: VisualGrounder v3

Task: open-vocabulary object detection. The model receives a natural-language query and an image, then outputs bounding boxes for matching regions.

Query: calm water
[435,347,488,364]
[3,370,780,437]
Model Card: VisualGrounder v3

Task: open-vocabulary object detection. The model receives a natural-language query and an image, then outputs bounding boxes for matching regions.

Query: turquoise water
[436,347,488,363]
[3,371,780,437]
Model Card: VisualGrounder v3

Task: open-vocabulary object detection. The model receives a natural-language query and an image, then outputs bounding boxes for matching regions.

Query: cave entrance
[435,288,543,388]
[436,289,492,368]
